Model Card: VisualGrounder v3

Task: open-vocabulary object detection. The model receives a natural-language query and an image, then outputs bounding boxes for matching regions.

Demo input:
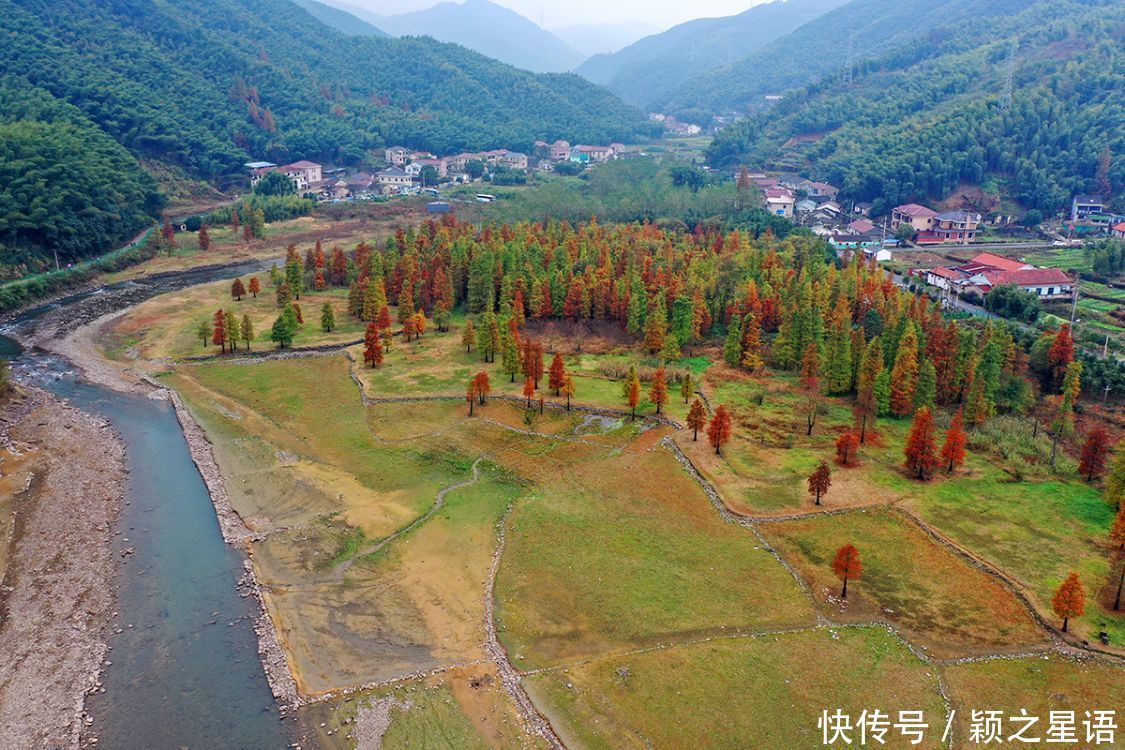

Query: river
[1,258,296,749]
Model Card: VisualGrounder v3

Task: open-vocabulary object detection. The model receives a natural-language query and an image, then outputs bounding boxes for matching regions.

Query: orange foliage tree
[248,276,260,298]
[474,371,491,405]
[835,431,859,467]
[708,404,733,456]
[548,353,566,396]
[1051,572,1085,632]
[831,544,862,598]
[522,376,535,408]
[626,371,641,420]
[363,321,383,367]
[231,278,246,301]
[687,399,707,441]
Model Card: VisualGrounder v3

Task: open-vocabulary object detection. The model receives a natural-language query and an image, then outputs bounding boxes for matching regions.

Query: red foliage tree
[474,370,491,405]
[1078,426,1110,481]
[940,409,968,473]
[377,305,392,332]
[314,270,326,291]
[708,404,733,456]
[1048,324,1075,391]
[835,431,860,467]
[1051,572,1085,632]
[808,461,832,505]
[548,353,566,396]
[903,407,938,480]
[212,309,227,353]
[831,544,862,598]
[403,315,416,342]
[248,276,260,298]
[649,366,668,414]
[231,278,246,301]
[687,399,707,441]
[522,375,536,408]
[363,322,384,367]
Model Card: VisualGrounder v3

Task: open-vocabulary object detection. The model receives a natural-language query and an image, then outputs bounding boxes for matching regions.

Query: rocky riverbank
[0,387,126,750]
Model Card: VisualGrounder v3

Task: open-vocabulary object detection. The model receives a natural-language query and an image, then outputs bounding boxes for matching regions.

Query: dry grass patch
[305,664,548,750]
[524,626,946,750]
[761,508,1047,659]
[943,655,1125,746]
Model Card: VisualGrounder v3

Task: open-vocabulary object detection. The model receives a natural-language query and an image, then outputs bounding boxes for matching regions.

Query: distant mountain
[372,0,585,73]
[575,0,849,109]
[0,0,654,269]
[659,0,1053,120]
[552,21,660,59]
[292,0,387,36]
[706,0,1124,215]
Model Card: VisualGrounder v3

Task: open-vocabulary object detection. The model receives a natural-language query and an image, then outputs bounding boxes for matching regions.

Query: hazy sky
[363,0,765,29]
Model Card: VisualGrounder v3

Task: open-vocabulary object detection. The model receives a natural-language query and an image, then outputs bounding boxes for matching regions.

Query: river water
[1,259,295,749]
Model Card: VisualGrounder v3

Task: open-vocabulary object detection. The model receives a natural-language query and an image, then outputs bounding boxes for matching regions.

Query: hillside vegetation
[658,0,1043,121]
[707,0,1125,214]
[575,0,847,109]
[0,0,652,272]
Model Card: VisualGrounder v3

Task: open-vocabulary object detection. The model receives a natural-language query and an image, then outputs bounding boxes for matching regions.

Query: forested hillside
[574,0,847,109]
[0,0,653,273]
[0,78,163,275]
[706,0,1124,214]
[657,0,1039,121]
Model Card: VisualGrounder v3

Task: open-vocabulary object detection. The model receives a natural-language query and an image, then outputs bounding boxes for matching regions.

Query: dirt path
[0,389,125,750]
[333,456,485,579]
[484,505,567,750]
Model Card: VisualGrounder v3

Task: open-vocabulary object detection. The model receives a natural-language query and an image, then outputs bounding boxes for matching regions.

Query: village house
[798,180,839,200]
[764,187,795,218]
[549,140,571,161]
[847,219,877,235]
[1111,221,1125,239]
[413,157,449,178]
[498,151,529,170]
[384,147,412,167]
[852,201,873,216]
[1071,194,1105,222]
[279,160,323,191]
[375,166,413,194]
[924,252,1073,301]
[917,210,981,245]
[245,161,277,186]
[891,203,938,233]
[573,145,614,163]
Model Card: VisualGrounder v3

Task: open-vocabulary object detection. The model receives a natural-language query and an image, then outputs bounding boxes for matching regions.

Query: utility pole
[1070,278,1079,323]
[1103,384,1112,404]
[1000,38,1017,111]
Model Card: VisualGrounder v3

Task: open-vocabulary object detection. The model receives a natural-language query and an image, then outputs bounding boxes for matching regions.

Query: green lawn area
[494,432,816,671]
[525,627,946,750]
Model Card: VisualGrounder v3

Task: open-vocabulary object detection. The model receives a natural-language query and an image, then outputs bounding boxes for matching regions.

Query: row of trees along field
[209,216,1122,412]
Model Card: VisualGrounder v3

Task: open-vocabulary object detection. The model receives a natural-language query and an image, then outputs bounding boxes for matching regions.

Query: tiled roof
[895,203,937,218]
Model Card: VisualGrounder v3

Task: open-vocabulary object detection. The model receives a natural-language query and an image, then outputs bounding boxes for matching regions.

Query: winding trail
[332,456,485,580]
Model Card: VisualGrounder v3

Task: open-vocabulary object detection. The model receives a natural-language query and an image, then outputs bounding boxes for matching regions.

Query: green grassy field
[494,427,816,671]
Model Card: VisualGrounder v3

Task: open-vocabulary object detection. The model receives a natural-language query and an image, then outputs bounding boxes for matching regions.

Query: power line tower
[1000,38,1017,110]
[843,33,855,86]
